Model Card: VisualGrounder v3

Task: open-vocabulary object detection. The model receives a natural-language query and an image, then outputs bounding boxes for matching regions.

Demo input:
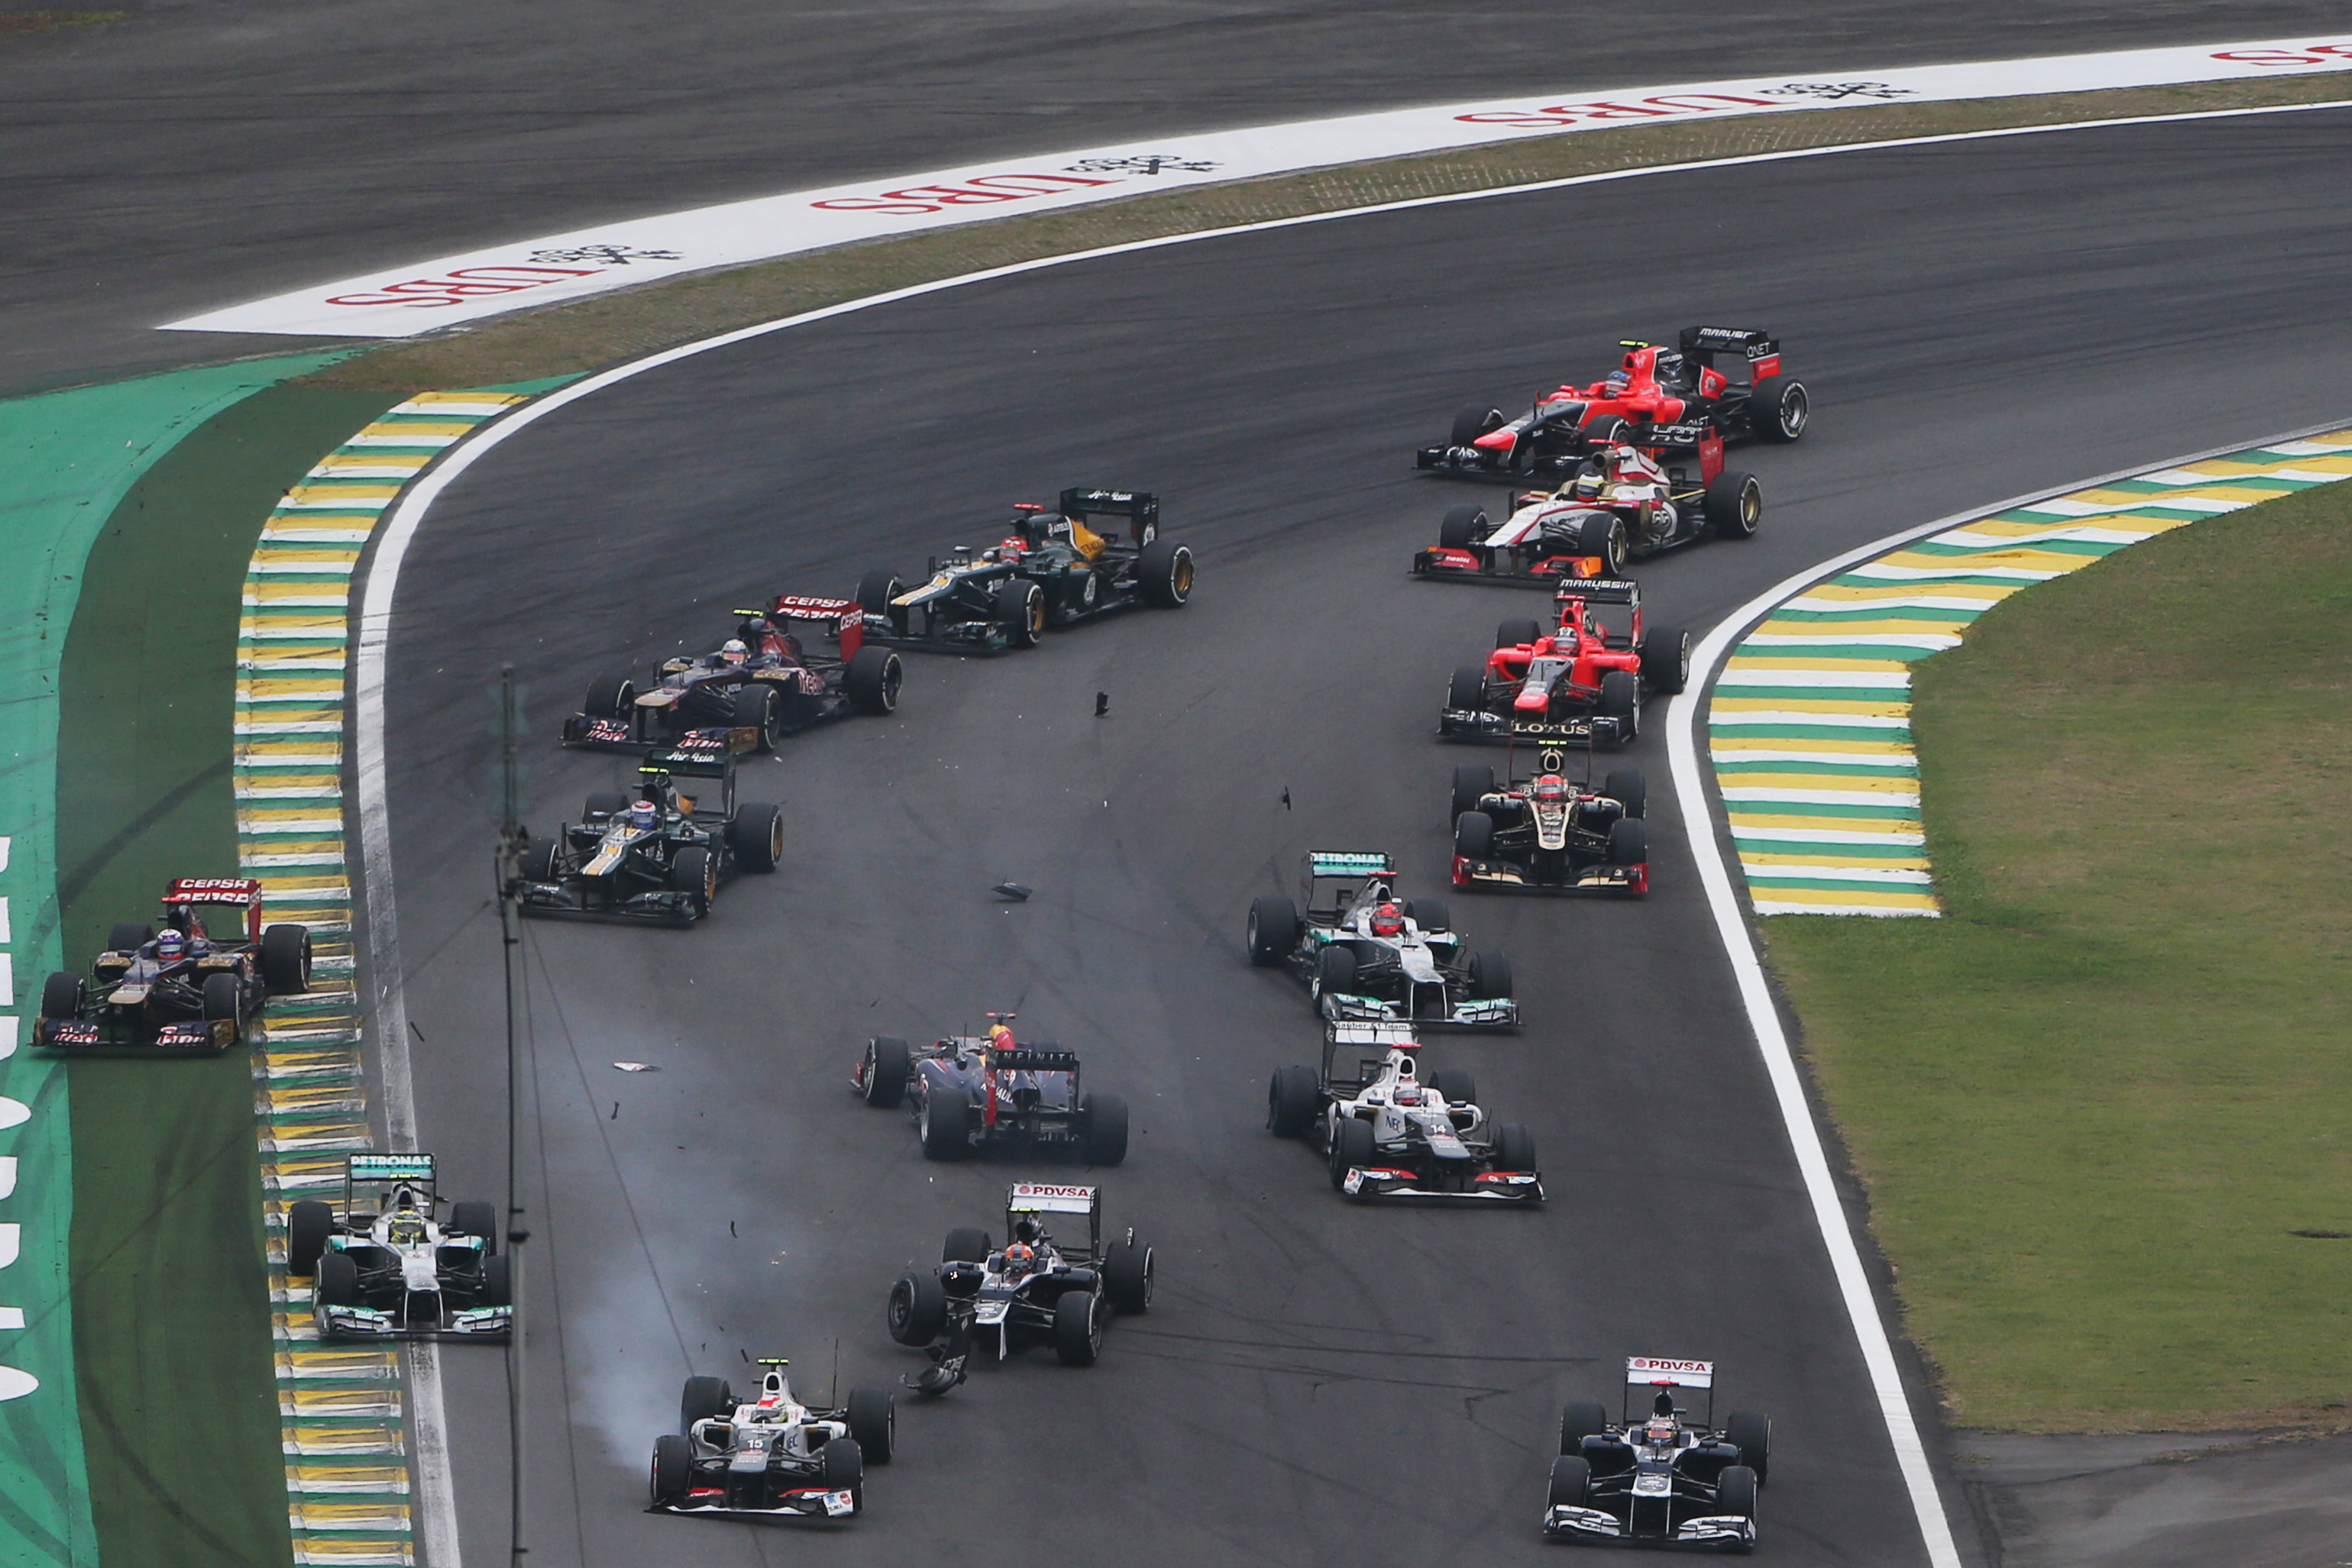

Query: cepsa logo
[811,172,1120,216]
[1454,93,1778,130]
[327,265,607,310]
[2211,40,2352,65]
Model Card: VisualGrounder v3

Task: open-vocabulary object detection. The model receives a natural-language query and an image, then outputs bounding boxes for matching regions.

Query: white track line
[353,109,2352,1566]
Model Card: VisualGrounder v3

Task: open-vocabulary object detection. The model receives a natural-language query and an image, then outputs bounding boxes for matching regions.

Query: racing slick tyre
[1559,1400,1610,1453]
[1438,503,1488,550]
[1747,374,1808,442]
[668,847,716,912]
[1267,1065,1319,1137]
[201,972,245,1028]
[1494,1123,1537,1175]
[260,922,313,994]
[890,1269,949,1346]
[1053,1289,1103,1366]
[1608,819,1648,869]
[860,1036,911,1108]
[942,1228,992,1265]
[649,1433,691,1508]
[1104,1238,1154,1314]
[1245,896,1298,967]
[855,568,904,622]
[1453,811,1495,862]
[39,971,81,1021]
[1718,1463,1760,1521]
[1548,1455,1593,1509]
[1136,539,1195,608]
[1725,1409,1772,1484]
[844,645,903,714]
[681,1375,734,1431]
[1311,944,1358,1012]
[846,1387,894,1462]
[314,1252,360,1309]
[731,681,782,751]
[820,1436,863,1495]
[918,1093,972,1161]
[1581,414,1631,446]
[1495,617,1543,650]
[1597,670,1640,739]
[449,1201,498,1253]
[1705,470,1763,539]
[583,671,634,720]
[995,579,1046,648]
[1445,663,1488,721]
[1452,763,1496,823]
[1602,768,1647,820]
[1401,897,1449,935]
[1329,1115,1376,1191]
[1467,949,1513,1001]
[1080,1092,1130,1166]
[1449,404,1504,448]
[1431,1068,1476,1107]
[728,802,783,873]
[106,921,153,953]
[481,1254,512,1308]
[585,791,628,820]
[518,838,560,883]
[286,1200,334,1277]
[1639,625,1690,695]
[1576,512,1628,576]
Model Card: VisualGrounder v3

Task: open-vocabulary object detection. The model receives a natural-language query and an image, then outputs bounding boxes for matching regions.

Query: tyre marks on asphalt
[236,392,532,1566]
[1710,428,2352,916]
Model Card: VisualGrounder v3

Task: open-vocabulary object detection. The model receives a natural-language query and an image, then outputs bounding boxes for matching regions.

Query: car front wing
[317,1300,513,1340]
[1318,989,1517,1030]
[655,1485,858,1520]
[1339,1165,1543,1203]
[1452,856,1646,897]
[1543,1504,1754,1547]
[1437,706,1629,745]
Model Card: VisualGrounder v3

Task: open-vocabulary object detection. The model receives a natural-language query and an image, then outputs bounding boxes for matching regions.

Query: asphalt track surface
[7,0,2352,394]
[372,110,2352,1567]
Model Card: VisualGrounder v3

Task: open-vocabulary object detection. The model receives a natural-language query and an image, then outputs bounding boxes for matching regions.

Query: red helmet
[1002,1243,1035,1276]
[1533,776,1570,804]
[1369,902,1405,938]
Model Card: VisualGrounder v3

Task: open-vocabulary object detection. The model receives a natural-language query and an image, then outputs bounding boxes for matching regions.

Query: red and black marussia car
[1415,325,1807,482]
[1439,578,1687,747]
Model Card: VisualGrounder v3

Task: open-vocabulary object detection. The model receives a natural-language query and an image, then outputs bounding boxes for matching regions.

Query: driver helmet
[386,1202,428,1246]
[1571,463,1606,501]
[154,927,187,960]
[1533,776,1570,805]
[1644,1417,1678,1450]
[1368,902,1406,938]
[719,638,749,666]
[627,800,659,831]
[1001,1243,1035,1278]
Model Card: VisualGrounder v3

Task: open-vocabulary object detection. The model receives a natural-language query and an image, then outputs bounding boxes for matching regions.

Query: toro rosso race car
[1416,327,1806,481]
[887,1184,1153,1395]
[514,745,781,923]
[855,487,1193,653]
[285,1154,511,1341]
[650,1360,893,1521]
[1268,1023,1542,1203]
[1441,578,1687,746]
[1413,441,1762,584]
[35,877,312,1051]
[1546,1357,1770,1550]
[852,1013,1129,1165]
[1451,754,1648,897]
[564,603,902,753]
[1246,852,1516,1029]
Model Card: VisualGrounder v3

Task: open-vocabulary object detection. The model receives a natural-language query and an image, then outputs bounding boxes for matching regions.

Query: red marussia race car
[1440,578,1687,747]
[1414,326,1807,481]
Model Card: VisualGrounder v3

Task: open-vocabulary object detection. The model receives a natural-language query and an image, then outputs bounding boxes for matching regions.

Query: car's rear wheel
[1438,503,1488,549]
[995,579,1045,647]
[1430,1067,1476,1107]
[1311,944,1357,1010]
[1608,818,1648,869]
[1053,1289,1103,1366]
[1494,1123,1537,1174]
[1602,768,1646,820]
[1725,1409,1772,1484]
[1467,949,1512,1000]
[728,803,783,873]
[260,923,312,994]
[1452,763,1496,823]
[861,1036,910,1108]
[1080,1092,1129,1166]
[39,971,82,1021]
[201,972,245,1027]
[731,681,782,751]
[680,1375,733,1432]
[941,1228,991,1265]
[668,847,715,912]
[1598,670,1640,738]
[1245,896,1297,966]
[846,1387,894,1462]
[1449,404,1503,448]
[888,1271,948,1346]
[314,1252,360,1309]
[1103,1239,1153,1314]
[1639,626,1690,694]
[450,1201,497,1252]
[918,1092,971,1160]
[844,645,902,714]
[286,1199,334,1277]
[1559,1400,1610,1454]
[1445,663,1488,717]
[1705,471,1763,538]
[1577,512,1628,575]
[106,921,153,953]
[1718,1463,1760,1520]
[1453,810,1495,860]
[820,1436,863,1495]
[584,671,634,721]
[1136,539,1194,608]
[1329,1115,1376,1190]
[1548,1454,1592,1509]
[1267,1064,1319,1137]
[1747,374,1808,442]
[650,1434,691,1507]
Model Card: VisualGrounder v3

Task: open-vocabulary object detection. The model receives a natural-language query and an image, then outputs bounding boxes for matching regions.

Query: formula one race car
[1412,440,1762,583]
[285,1153,511,1341]
[35,877,313,1052]
[1416,327,1806,481]
[1451,752,1648,897]
[563,603,902,753]
[1246,852,1516,1029]
[513,744,780,923]
[853,1013,1128,1165]
[649,1360,893,1521]
[887,1183,1152,1395]
[854,487,1193,653]
[1268,1023,1542,1203]
[1440,578,1687,747]
[1546,1357,1770,1550]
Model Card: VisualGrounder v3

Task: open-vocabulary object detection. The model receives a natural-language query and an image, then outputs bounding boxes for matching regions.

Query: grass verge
[1762,478,2352,1432]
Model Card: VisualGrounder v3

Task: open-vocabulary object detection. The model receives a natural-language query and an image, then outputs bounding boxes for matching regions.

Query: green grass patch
[0,13,126,38]
[1764,478,2352,1431]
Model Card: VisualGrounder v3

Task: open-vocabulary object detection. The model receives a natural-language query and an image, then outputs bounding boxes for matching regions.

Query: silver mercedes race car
[285,1154,511,1341]
[1245,851,1517,1029]
[1268,1023,1542,1202]
[1546,1357,1770,1550]
[649,1359,893,1521]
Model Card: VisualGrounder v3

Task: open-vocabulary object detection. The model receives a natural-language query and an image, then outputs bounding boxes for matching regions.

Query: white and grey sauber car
[1546,1357,1769,1550]
[1269,1023,1541,1202]
[649,1359,894,1520]
[1247,851,1517,1029]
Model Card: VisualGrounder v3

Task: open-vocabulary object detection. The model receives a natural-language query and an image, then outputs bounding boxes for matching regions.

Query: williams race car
[514,744,781,924]
[1416,327,1806,482]
[649,1359,892,1521]
[1268,1023,1542,1203]
[35,877,312,1052]
[1440,578,1687,746]
[887,1183,1152,1395]
[1246,852,1516,1029]
[1546,1357,1770,1550]
[1451,753,1647,897]
[286,1153,511,1341]
[563,602,902,753]
[1412,440,1762,584]
[852,1013,1128,1165]
[854,487,1193,653]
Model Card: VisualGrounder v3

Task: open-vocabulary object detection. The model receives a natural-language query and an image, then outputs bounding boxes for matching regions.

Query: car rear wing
[1627,1356,1714,1388]
[1008,1181,1098,1216]
[351,1152,437,1185]
[1324,1021,1420,1087]
[1306,851,1395,880]
[164,876,265,941]
[1057,487,1158,530]
[763,594,865,657]
[1553,578,1638,608]
[988,1048,1081,1074]
[640,745,732,780]
[1678,325,1780,379]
